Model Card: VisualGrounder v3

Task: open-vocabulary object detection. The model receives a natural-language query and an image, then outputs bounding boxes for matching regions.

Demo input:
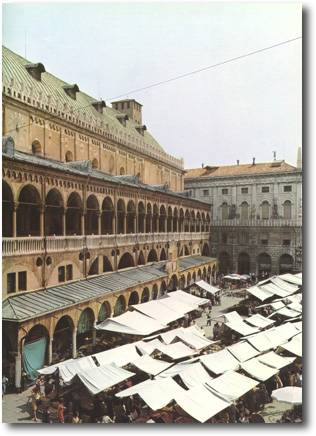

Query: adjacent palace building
[2,46,216,388]
[184,156,302,276]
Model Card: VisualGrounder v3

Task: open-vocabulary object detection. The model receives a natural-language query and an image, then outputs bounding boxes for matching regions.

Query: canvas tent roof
[77,364,135,395]
[54,356,97,383]
[271,277,299,294]
[132,300,185,324]
[224,311,244,324]
[200,349,240,375]
[173,384,231,423]
[260,283,290,298]
[195,280,220,295]
[245,329,287,352]
[257,351,296,370]
[96,310,167,335]
[93,343,140,367]
[279,273,302,286]
[246,286,274,302]
[269,307,301,319]
[272,323,301,341]
[167,290,209,307]
[227,341,260,362]
[245,314,275,329]
[280,334,302,357]
[225,321,259,336]
[177,362,213,389]
[155,358,200,379]
[129,355,173,376]
[241,358,279,381]
[205,370,258,401]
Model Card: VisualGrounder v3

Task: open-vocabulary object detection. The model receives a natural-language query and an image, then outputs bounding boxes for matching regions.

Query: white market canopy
[246,286,274,302]
[129,354,173,376]
[177,362,214,389]
[132,300,186,325]
[48,356,97,383]
[38,358,75,376]
[137,339,198,360]
[241,358,279,381]
[269,306,301,319]
[271,277,299,294]
[200,349,240,375]
[227,341,260,362]
[195,280,220,295]
[279,273,302,286]
[94,343,141,367]
[272,323,301,342]
[158,325,206,345]
[174,384,231,423]
[257,351,296,370]
[224,311,244,324]
[245,314,275,329]
[271,387,302,405]
[205,370,258,401]
[225,321,260,337]
[168,290,209,307]
[245,329,287,352]
[260,283,291,298]
[257,301,285,310]
[280,333,302,357]
[77,363,135,395]
[155,358,200,379]
[96,310,167,336]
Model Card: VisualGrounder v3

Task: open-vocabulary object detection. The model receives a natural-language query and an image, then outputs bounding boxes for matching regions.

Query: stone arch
[128,291,139,306]
[88,257,99,276]
[23,324,49,377]
[167,206,173,232]
[197,269,202,280]
[240,201,249,221]
[86,194,99,235]
[152,204,159,233]
[52,315,74,362]
[98,302,111,323]
[101,196,114,234]
[17,184,41,236]
[202,267,207,280]
[114,295,126,316]
[218,251,231,274]
[190,210,195,232]
[2,180,14,237]
[196,212,201,232]
[160,248,167,261]
[221,202,229,220]
[238,252,250,274]
[261,201,270,220]
[45,188,64,235]
[117,199,126,234]
[283,200,292,220]
[152,284,158,300]
[65,150,73,162]
[148,248,158,262]
[184,209,190,232]
[119,167,125,175]
[279,254,294,274]
[103,256,113,273]
[205,213,211,231]
[118,252,134,270]
[160,280,167,297]
[187,272,192,287]
[138,251,145,266]
[168,274,178,291]
[66,192,83,235]
[32,139,42,155]
[77,308,95,347]
[192,271,197,283]
[159,205,167,232]
[141,287,150,303]
[173,208,178,232]
[257,253,272,275]
[179,274,186,289]
[201,212,206,232]
[179,208,184,232]
[202,242,210,256]
[183,245,190,256]
[138,201,145,233]
[146,203,152,233]
[91,158,99,169]
[126,200,136,234]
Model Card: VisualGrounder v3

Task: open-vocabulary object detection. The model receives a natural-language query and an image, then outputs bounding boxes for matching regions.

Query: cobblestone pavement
[1,295,293,424]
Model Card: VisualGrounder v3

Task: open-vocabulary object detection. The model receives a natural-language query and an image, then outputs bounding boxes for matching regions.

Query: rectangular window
[66,264,73,281]
[7,273,16,294]
[18,271,27,291]
[284,185,292,192]
[222,188,228,195]
[203,189,209,196]
[261,239,268,245]
[241,187,248,194]
[262,186,269,193]
[58,266,65,283]
[283,239,291,246]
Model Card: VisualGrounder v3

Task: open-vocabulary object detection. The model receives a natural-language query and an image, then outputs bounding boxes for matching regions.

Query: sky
[2,1,302,168]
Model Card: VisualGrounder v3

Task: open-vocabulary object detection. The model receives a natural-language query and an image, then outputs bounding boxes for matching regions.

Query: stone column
[112,213,115,235]
[92,322,97,346]
[97,212,101,235]
[123,213,127,234]
[81,211,85,235]
[164,218,167,233]
[40,204,45,236]
[72,327,77,359]
[133,215,137,234]
[15,351,22,391]
[48,337,53,365]
[12,202,17,237]
[62,209,66,236]
[149,215,153,233]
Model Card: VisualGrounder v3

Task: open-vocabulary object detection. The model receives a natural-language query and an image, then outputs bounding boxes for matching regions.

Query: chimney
[112,99,142,125]
[252,157,255,165]
[237,160,239,166]
[25,63,46,81]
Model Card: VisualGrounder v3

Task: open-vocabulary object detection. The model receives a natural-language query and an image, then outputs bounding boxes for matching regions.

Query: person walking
[57,399,65,424]
[2,374,9,398]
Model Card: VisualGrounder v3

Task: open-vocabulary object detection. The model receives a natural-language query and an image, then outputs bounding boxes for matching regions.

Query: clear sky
[2,1,302,168]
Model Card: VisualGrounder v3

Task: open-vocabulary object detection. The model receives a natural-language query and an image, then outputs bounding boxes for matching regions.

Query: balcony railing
[2,232,210,257]
[211,218,302,228]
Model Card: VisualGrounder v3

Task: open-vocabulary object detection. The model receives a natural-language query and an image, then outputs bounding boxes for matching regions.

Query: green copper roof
[2,46,182,168]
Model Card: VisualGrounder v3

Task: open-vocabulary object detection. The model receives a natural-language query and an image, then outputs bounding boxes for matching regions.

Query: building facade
[2,46,216,389]
[184,158,302,275]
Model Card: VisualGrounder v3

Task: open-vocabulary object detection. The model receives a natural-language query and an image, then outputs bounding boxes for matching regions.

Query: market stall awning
[245,314,275,329]
[94,343,140,367]
[272,322,301,341]
[96,310,167,335]
[132,300,185,324]
[158,325,206,345]
[155,358,200,379]
[271,277,299,294]
[195,280,220,295]
[227,341,260,362]
[77,363,135,395]
[171,329,214,350]
[279,273,302,286]
[257,351,296,370]
[37,358,75,376]
[177,362,213,389]
[174,384,231,423]
[269,306,301,319]
[241,357,279,381]
[224,311,244,324]
[200,349,240,375]
[58,356,97,383]
[205,370,258,401]
[129,354,173,376]
[280,333,302,357]
[245,329,287,352]
[246,286,274,302]
[167,290,209,307]
[260,283,291,298]
[225,321,260,336]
